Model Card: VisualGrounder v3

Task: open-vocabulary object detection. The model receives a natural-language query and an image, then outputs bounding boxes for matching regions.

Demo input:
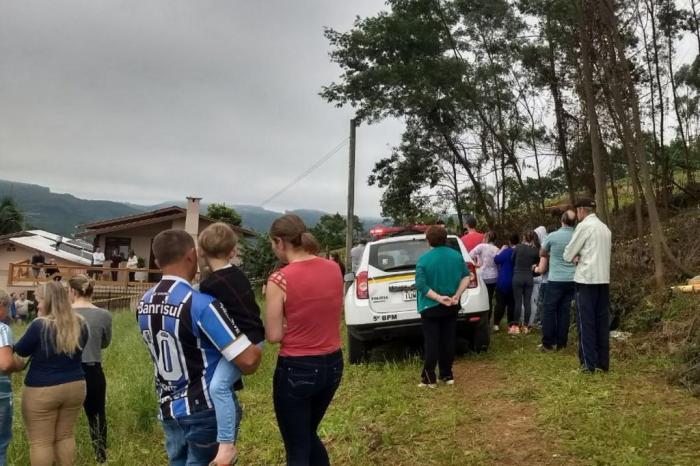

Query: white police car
[344,229,491,364]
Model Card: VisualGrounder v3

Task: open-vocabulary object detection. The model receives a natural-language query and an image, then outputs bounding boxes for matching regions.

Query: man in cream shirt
[564,198,612,373]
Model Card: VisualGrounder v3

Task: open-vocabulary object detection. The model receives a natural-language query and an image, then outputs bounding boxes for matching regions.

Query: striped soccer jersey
[137,275,251,420]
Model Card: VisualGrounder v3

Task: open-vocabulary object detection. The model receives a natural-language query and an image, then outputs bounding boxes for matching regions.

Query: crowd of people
[0,199,612,466]
[459,198,612,367]
[408,198,611,391]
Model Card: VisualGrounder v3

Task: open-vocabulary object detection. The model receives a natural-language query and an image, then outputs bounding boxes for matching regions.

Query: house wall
[93,218,214,269]
[0,244,85,292]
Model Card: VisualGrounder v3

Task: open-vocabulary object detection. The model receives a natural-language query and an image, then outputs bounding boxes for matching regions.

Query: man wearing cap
[563,198,612,372]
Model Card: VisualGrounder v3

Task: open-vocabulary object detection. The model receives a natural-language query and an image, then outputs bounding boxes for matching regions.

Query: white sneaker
[493,325,500,332]
[418,383,437,389]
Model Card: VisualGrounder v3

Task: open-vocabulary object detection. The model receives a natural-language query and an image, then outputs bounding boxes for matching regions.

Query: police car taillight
[356,271,369,299]
[467,262,478,289]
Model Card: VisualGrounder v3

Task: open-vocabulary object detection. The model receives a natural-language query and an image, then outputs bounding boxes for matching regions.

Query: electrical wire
[259,138,349,207]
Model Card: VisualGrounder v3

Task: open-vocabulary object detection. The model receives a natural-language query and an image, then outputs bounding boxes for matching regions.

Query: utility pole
[345,118,357,274]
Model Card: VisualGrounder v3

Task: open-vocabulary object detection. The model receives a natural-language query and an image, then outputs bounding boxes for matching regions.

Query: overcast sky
[0,0,403,217]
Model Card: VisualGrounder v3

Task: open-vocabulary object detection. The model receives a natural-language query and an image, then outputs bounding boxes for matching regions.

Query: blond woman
[14,282,88,466]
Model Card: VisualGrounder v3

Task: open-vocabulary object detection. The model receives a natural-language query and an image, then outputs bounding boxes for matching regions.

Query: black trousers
[420,306,458,384]
[485,283,496,323]
[575,284,610,372]
[494,287,515,326]
[273,351,343,466]
[83,363,108,462]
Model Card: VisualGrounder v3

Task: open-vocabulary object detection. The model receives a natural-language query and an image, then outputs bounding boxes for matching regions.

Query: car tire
[348,332,369,364]
[470,311,491,353]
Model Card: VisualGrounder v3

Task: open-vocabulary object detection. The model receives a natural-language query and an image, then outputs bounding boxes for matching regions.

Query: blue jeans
[273,351,343,466]
[209,358,243,443]
[161,409,218,466]
[0,397,12,466]
[541,281,575,349]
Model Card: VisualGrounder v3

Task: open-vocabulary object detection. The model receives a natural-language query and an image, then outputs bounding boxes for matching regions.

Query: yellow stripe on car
[369,274,415,283]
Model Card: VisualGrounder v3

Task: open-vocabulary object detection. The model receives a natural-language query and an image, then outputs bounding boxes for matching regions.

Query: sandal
[209,458,238,466]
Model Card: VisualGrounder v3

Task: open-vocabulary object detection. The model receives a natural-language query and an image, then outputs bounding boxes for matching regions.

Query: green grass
[7,310,700,465]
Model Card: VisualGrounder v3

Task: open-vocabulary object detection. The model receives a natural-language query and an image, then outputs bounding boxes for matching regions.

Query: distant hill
[0,179,385,236]
[0,179,144,235]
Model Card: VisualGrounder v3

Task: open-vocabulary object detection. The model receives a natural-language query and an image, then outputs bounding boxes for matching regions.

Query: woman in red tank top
[265,214,344,466]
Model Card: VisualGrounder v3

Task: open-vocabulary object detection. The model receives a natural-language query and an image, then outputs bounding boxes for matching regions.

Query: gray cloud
[0,0,402,216]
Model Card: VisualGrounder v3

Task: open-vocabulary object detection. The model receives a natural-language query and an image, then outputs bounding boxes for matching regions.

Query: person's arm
[101,313,113,349]
[265,274,286,344]
[494,249,507,265]
[14,320,41,357]
[471,245,483,268]
[451,260,472,304]
[563,224,590,263]
[0,346,25,373]
[197,300,261,375]
[416,261,452,306]
[0,325,25,373]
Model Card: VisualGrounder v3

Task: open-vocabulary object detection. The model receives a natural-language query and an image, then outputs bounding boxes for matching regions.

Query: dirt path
[452,360,581,466]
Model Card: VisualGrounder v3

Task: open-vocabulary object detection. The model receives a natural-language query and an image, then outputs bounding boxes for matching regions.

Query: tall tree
[577,0,610,222]
[0,197,24,235]
[206,203,242,227]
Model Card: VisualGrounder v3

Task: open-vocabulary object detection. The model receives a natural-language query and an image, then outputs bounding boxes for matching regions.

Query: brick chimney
[185,196,202,239]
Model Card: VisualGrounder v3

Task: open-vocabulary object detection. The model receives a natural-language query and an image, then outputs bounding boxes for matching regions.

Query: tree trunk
[604,143,620,213]
[600,0,694,285]
[441,132,495,226]
[636,0,661,195]
[667,34,695,185]
[578,4,610,223]
[451,154,464,230]
[546,19,576,205]
[645,0,671,208]
[601,78,645,238]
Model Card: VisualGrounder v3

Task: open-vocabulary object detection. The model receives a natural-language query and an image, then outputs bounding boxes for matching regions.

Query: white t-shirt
[93,252,105,266]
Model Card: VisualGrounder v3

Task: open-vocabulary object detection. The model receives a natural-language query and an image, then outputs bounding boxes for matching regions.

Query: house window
[105,237,132,261]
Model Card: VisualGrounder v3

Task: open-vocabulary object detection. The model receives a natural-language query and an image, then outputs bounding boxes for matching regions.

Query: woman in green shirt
[415,226,472,387]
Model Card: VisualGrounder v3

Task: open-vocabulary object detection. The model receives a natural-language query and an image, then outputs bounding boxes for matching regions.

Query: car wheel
[348,332,369,364]
[471,311,491,353]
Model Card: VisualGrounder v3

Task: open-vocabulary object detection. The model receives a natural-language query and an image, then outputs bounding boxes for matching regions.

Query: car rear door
[366,238,429,314]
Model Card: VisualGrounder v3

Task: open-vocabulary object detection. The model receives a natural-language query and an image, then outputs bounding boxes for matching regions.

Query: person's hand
[573,255,580,265]
[437,295,453,307]
[450,294,461,306]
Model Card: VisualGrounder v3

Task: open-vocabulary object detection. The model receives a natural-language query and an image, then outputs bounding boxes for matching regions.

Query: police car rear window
[368,238,461,272]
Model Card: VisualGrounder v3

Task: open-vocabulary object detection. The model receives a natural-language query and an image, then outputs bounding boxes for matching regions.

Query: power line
[259,138,349,207]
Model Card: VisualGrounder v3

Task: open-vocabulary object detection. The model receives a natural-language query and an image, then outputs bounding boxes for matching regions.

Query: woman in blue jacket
[494,233,519,334]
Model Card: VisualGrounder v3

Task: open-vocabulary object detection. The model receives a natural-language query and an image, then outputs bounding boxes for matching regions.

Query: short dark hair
[426,225,447,247]
[152,229,195,268]
[509,232,520,245]
[466,216,477,228]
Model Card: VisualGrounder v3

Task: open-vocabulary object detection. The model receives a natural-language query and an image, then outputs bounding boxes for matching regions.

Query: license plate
[402,290,417,301]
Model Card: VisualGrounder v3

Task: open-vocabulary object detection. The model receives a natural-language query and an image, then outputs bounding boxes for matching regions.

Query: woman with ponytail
[14,282,88,466]
[69,275,112,463]
[265,214,344,466]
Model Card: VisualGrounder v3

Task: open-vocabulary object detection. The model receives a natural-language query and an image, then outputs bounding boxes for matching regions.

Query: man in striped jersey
[138,229,261,466]
[564,199,612,373]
